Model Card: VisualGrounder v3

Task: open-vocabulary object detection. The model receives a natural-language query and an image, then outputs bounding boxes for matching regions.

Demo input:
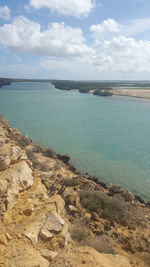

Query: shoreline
[2,115,149,205]
[2,79,150,99]
[0,115,150,267]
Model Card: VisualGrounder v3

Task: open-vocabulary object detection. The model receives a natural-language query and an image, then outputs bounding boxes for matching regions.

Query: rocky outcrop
[0,116,149,267]
[0,161,33,210]
[51,246,131,267]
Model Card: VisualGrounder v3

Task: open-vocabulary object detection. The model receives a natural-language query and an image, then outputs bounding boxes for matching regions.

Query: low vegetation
[93,89,113,96]
[71,226,115,254]
[51,80,150,92]
[79,190,129,225]
[63,178,79,187]
[71,226,88,243]
[18,135,32,148]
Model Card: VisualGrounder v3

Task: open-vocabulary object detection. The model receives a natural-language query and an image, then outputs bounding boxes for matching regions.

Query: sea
[0,82,150,201]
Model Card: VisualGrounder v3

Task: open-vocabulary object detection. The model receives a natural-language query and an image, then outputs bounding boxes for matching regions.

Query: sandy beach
[113,88,150,99]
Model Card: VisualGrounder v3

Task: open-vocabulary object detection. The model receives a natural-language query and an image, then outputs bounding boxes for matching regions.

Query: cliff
[0,116,149,267]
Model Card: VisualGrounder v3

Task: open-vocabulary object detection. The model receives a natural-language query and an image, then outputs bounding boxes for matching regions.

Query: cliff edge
[0,116,149,267]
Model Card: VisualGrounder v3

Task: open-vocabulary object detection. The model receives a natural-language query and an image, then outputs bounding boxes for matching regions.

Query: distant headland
[1,78,150,98]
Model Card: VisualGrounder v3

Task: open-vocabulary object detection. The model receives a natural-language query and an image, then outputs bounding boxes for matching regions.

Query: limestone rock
[45,211,65,232]
[11,146,27,162]
[0,161,33,210]
[39,228,53,241]
[5,242,49,267]
[68,205,78,213]
[24,222,41,245]
[51,246,132,267]
[0,154,10,171]
[40,249,58,262]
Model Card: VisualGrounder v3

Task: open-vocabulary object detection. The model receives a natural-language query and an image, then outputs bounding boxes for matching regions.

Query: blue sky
[0,0,150,80]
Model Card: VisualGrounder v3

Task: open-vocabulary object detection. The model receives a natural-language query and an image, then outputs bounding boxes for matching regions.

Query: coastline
[0,115,150,267]
[112,88,150,99]
[1,115,149,205]
[1,79,150,99]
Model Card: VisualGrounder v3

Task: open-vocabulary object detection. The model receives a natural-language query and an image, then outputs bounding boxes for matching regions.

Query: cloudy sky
[0,0,150,80]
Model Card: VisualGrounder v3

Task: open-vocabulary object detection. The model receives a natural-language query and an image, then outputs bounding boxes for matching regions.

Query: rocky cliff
[0,116,149,267]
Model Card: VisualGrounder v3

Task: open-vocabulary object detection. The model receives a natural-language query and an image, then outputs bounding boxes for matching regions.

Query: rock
[44,211,65,232]
[61,223,70,249]
[84,212,92,219]
[0,161,33,210]
[40,249,58,262]
[50,246,132,267]
[0,154,10,171]
[135,195,145,204]
[97,180,107,189]
[91,212,100,221]
[146,201,150,207]
[125,238,149,253]
[0,234,8,245]
[109,185,121,195]
[5,233,12,241]
[24,222,41,245]
[57,154,70,164]
[5,242,49,267]
[121,191,134,202]
[68,205,78,213]
[39,228,53,241]
[64,187,80,207]
[11,146,27,162]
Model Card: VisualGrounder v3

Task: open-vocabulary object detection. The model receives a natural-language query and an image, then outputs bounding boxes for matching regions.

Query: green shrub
[53,163,61,171]
[79,190,128,225]
[31,144,44,153]
[71,226,115,254]
[63,178,79,187]
[18,135,32,147]
[87,237,116,254]
[71,226,88,243]
[38,162,50,172]
[44,147,57,159]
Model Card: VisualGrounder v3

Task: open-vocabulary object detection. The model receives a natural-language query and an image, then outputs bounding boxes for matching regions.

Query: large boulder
[0,161,33,210]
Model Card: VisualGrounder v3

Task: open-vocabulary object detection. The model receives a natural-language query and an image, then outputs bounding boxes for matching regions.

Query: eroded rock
[0,161,33,210]
[50,246,132,267]
[40,249,58,262]
[0,154,10,171]
[39,228,53,241]
[5,242,49,267]
[44,212,65,232]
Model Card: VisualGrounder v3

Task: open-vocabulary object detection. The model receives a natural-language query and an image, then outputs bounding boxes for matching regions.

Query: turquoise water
[0,82,150,201]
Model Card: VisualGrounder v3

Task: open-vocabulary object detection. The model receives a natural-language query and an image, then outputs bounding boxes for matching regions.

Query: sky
[0,0,150,80]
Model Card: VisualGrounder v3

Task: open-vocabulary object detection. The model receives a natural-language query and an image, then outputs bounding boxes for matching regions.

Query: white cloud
[0,16,94,57]
[0,5,11,20]
[29,0,94,17]
[41,59,74,70]
[89,17,150,73]
[90,18,150,43]
[90,18,121,35]
[92,36,150,73]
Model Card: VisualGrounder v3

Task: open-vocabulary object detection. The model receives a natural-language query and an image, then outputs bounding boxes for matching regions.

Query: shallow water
[0,82,150,200]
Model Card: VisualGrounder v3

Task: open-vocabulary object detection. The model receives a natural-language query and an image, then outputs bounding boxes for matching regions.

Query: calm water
[0,82,150,201]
